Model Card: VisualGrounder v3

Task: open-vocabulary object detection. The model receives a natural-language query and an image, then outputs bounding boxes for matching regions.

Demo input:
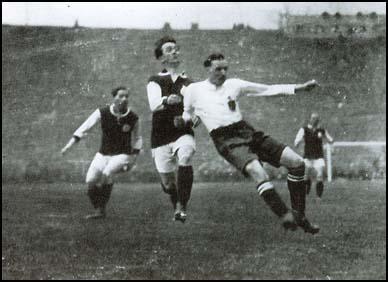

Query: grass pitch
[2,179,386,279]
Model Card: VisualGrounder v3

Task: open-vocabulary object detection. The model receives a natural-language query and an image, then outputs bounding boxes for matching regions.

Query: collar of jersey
[158,69,187,78]
[110,104,131,118]
[307,124,320,129]
[205,79,224,91]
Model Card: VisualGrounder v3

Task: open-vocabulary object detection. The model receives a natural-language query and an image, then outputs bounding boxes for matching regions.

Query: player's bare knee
[290,156,304,169]
[161,180,176,194]
[177,147,195,166]
[289,162,305,177]
[316,170,324,181]
[280,147,304,168]
[86,177,99,186]
[245,160,269,184]
[87,181,97,189]
[159,172,176,194]
[178,156,193,166]
[101,171,114,185]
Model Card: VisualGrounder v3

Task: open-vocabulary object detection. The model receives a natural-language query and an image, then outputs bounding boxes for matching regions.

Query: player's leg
[152,145,179,212]
[279,147,319,234]
[159,172,178,209]
[244,160,297,230]
[304,159,313,195]
[85,153,107,219]
[174,135,196,221]
[211,124,296,230]
[99,154,137,215]
[280,148,306,216]
[315,158,325,198]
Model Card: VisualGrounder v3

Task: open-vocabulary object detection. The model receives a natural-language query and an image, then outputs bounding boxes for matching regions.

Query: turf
[2,179,386,279]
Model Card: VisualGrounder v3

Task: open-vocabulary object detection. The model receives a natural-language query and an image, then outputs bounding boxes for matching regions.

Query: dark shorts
[210,120,287,175]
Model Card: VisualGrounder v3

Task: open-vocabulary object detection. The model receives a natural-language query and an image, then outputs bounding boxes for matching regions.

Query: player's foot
[173,210,187,223]
[85,209,106,220]
[180,211,187,222]
[295,215,320,234]
[281,211,298,231]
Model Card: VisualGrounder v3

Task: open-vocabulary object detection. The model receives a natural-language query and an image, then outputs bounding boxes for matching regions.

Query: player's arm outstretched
[61,109,101,155]
[295,80,319,92]
[244,79,318,97]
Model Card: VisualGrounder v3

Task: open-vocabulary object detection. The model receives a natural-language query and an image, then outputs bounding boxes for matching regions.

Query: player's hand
[122,156,137,172]
[302,80,319,91]
[60,147,68,156]
[167,94,182,105]
[174,116,186,129]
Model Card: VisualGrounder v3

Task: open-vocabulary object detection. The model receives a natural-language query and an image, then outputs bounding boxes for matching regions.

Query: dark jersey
[303,126,326,159]
[148,71,193,148]
[99,106,139,155]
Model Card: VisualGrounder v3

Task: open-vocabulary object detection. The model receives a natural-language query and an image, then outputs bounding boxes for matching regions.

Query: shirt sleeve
[131,119,143,150]
[73,109,101,139]
[147,81,167,112]
[180,84,188,96]
[234,79,296,97]
[324,130,334,143]
[294,128,305,147]
[182,85,194,122]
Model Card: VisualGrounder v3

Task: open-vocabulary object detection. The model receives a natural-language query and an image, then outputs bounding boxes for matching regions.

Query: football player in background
[179,53,320,234]
[295,112,334,198]
[61,86,142,219]
[146,36,198,222]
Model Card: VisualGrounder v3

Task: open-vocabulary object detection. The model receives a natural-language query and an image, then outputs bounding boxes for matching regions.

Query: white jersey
[182,78,296,132]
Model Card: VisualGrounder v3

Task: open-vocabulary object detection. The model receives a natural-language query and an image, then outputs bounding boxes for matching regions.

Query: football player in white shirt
[179,53,319,233]
[61,87,143,219]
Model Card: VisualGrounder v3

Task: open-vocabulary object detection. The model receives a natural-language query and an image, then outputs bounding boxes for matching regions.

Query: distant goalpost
[325,141,386,182]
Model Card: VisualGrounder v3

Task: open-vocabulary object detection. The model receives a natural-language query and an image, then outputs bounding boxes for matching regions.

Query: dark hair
[154,36,176,59]
[203,53,225,67]
[111,86,128,97]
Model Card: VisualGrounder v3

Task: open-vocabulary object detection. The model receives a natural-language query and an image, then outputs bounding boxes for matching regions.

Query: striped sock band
[287,174,305,182]
[256,181,274,195]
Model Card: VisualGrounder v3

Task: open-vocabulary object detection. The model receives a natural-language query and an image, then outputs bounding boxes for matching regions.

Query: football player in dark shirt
[295,112,334,197]
[61,87,143,219]
[146,36,198,223]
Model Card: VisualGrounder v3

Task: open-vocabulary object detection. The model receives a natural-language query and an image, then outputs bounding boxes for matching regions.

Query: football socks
[99,183,113,209]
[287,164,306,216]
[259,183,289,218]
[316,181,324,198]
[177,166,193,211]
[87,184,100,209]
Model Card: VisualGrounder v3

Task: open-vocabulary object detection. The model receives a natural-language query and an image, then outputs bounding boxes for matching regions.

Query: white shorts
[152,134,196,173]
[304,158,325,170]
[86,152,136,183]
